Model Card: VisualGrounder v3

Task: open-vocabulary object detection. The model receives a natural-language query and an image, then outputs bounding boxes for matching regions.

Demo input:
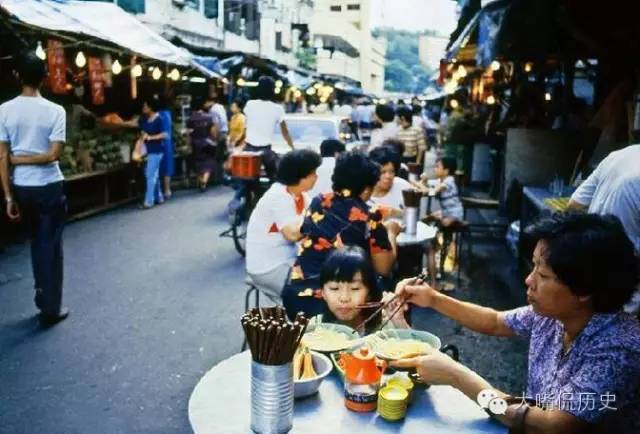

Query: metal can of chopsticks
[250,361,294,434]
[404,206,418,235]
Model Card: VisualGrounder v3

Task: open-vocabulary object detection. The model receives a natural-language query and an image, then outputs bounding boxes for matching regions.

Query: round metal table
[188,351,506,434]
[396,221,437,247]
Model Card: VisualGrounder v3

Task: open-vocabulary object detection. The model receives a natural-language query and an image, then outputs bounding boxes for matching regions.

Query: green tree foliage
[374,28,436,94]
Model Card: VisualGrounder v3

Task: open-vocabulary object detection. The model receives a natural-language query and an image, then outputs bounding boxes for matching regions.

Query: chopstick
[351,270,429,334]
[241,307,309,365]
[351,293,400,334]
[376,297,408,332]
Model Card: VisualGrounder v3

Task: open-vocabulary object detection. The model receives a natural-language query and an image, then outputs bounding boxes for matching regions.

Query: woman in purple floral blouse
[392,214,640,434]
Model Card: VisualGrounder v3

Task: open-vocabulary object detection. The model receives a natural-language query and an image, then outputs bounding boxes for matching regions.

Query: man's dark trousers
[14,181,65,315]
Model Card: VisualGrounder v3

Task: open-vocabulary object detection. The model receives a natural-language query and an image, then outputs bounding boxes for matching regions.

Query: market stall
[440,0,640,213]
[0,0,220,220]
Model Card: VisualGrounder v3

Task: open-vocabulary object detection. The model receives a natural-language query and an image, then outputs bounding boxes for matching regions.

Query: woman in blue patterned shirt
[392,213,639,434]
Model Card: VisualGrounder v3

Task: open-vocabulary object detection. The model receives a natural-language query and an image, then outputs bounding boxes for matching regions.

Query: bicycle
[219,174,272,256]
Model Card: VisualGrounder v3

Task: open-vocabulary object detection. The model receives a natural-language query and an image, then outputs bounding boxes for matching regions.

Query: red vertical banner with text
[47,39,67,94]
[88,57,105,105]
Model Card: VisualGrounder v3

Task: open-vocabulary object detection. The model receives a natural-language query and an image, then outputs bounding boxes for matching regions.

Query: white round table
[396,221,437,247]
[189,351,506,434]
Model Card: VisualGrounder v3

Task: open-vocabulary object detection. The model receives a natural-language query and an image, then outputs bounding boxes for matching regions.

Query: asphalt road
[0,186,527,433]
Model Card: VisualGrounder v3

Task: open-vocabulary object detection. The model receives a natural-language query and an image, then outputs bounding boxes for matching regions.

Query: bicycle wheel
[231,208,247,256]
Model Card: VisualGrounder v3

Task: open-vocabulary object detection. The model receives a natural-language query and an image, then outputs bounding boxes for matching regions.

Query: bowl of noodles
[300,323,357,353]
[368,329,443,361]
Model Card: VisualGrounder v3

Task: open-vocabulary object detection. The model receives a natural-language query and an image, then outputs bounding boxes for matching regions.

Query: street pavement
[0,186,527,433]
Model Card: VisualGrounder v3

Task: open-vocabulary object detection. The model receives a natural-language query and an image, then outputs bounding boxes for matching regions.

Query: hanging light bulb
[524,62,533,73]
[306,87,316,96]
[169,68,180,81]
[486,95,496,105]
[152,67,162,80]
[313,82,322,89]
[490,60,500,72]
[450,99,459,109]
[111,59,122,75]
[275,80,283,88]
[236,78,246,86]
[75,51,87,68]
[545,92,552,102]
[294,90,302,98]
[35,41,46,60]
[131,64,143,78]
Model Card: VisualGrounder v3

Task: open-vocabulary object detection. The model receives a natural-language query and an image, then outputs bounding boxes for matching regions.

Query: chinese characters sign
[47,39,67,94]
[88,57,105,105]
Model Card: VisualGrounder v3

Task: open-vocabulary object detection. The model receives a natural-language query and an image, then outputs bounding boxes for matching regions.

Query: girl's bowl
[301,323,358,353]
[294,351,333,399]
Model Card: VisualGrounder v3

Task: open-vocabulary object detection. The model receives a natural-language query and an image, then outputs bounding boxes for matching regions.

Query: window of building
[203,0,218,18]
[330,5,342,12]
[85,0,145,14]
[184,0,200,11]
[347,4,360,10]
[275,32,283,51]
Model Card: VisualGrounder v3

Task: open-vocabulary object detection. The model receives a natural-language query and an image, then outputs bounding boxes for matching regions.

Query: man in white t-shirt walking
[0,53,69,325]
[243,76,293,178]
[246,150,321,303]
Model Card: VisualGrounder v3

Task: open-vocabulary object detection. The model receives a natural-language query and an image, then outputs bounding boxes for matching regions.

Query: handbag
[132,137,147,162]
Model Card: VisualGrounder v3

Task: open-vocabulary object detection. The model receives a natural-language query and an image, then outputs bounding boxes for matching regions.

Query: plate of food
[300,323,357,353]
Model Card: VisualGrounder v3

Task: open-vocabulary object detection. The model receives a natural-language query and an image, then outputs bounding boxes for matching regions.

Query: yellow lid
[379,385,408,402]
[387,376,414,391]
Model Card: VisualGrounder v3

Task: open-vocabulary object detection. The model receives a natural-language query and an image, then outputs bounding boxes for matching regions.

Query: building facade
[310,0,385,94]
[88,0,312,68]
[418,33,450,71]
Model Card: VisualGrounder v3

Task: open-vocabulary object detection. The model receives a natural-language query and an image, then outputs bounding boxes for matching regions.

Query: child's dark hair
[438,156,457,174]
[320,246,382,333]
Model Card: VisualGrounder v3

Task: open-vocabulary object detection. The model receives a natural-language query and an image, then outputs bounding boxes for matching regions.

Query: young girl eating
[313,246,410,335]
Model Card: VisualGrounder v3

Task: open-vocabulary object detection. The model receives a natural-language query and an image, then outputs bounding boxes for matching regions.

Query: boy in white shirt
[0,53,69,325]
[246,149,321,303]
